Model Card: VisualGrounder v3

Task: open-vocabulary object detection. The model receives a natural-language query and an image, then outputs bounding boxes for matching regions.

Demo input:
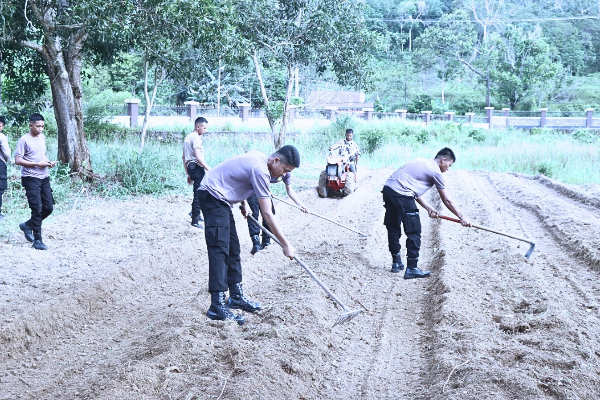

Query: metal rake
[248,215,362,327]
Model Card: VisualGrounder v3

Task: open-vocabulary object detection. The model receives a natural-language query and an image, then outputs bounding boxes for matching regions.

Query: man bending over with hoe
[383,147,471,279]
[197,145,300,324]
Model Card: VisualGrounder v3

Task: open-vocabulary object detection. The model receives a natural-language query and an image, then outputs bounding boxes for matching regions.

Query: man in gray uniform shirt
[14,113,57,250]
[383,147,471,279]
[197,145,300,324]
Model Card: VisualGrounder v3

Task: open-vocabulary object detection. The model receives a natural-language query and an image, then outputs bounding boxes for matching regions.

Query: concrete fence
[117,99,599,131]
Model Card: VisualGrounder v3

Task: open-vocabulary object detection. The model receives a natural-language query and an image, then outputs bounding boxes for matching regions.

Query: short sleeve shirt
[14,133,49,179]
[183,132,204,164]
[331,139,361,158]
[0,132,10,164]
[270,172,291,185]
[200,150,271,207]
[385,158,446,198]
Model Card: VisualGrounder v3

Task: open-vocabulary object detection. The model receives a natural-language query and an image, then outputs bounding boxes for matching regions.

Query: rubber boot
[404,258,431,279]
[227,283,262,312]
[32,232,47,251]
[390,252,404,273]
[206,292,245,325]
[261,233,271,249]
[250,235,263,255]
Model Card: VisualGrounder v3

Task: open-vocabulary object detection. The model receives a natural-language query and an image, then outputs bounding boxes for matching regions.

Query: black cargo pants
[0,159,7,213]
[188,162,205,223]
[21,176,54,237]
[382,185,421,259]
[198,190,242,292]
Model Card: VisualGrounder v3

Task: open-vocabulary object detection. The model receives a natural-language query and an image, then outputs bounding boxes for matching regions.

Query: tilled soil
[1,168,600,399]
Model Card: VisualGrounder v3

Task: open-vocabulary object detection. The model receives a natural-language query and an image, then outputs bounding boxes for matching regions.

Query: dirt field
[1,167,600,400]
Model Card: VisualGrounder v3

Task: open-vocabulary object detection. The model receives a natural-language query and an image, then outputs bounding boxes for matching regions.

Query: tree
[235,0,376,149]
[126,0,237,153]
[490,25,563,109]
[0,0,131,179]
[414,11,476,106]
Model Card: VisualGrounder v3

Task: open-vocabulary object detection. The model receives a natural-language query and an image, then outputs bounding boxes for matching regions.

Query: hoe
[439,215,536,259]
[248,215,362,327]
[272,195,368,237]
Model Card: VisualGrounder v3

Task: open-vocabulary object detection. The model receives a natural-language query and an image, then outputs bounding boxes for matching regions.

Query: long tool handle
[247,215,351,311]
[272,195,368,237]
[439,215,533,244]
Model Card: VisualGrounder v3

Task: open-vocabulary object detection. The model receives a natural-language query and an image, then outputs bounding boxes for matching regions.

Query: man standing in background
[183,117,211,228]
[0,116,10,220]
[14,113,57,250]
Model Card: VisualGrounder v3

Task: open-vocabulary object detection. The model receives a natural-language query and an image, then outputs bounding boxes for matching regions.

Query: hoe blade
[333,308,363,327]
[524,242,536,260]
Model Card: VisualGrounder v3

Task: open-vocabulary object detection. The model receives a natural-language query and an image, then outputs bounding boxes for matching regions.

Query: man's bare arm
[193,148,210,170]
[285,184,307,213]
[257,197,296,259]
[437,188,471,226]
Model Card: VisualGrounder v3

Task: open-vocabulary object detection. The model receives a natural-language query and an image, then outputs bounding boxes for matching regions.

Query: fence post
[326,107,337,121]
[395,109,407,120]
[586,108,594,128]
[288,105,296,124]
[540,108,548,127]
[124,99,141,128]
[238,103,250,123]
[485,107,494,125]
[466,112,475,125]
[422,110,432,125]
[502,107,510,127]
[184,101,199,124]
[363,108,373,121]
[444,111,455,122]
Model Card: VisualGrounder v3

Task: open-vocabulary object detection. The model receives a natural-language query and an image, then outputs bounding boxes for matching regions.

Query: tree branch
[458,57,484,77]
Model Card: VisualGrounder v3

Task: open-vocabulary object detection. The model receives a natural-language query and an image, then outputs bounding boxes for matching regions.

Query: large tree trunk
[42,35,94,180]
[276,65,295,150]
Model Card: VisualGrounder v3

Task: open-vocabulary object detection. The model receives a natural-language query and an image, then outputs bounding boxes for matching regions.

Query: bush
[359,128,388,154]
[573,129,598,144]
[407,94,433,114]
[104,146,180,195]
[450,96,477,115]
[468,128,486,143]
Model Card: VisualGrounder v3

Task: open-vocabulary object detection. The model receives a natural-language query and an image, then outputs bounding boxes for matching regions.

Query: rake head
[333,308,363,327]
[524,242,536,260]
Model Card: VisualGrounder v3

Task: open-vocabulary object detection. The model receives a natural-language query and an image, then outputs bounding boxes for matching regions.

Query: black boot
[261,234,271,248]
[250,235,263,255]
[404,258,431,279]
[206,292,245,325]
[19,222,34,243]
[390,252,404,273]
[32,232,47,250]
[227,283,262,312]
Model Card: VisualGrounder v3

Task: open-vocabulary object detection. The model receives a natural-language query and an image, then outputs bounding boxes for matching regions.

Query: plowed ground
[1,168,600,399]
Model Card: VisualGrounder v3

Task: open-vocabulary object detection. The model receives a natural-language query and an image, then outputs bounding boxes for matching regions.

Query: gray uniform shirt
[0,132,10,164]
[183,132,204,165]
[200,150,271,207]
[385,158,446,198]
[14,133,49,179]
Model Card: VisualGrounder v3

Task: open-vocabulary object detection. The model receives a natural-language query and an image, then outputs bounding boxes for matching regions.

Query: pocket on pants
[404,211,421,234]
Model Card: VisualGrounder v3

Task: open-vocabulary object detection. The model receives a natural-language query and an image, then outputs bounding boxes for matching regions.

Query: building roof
[306,91,374,110]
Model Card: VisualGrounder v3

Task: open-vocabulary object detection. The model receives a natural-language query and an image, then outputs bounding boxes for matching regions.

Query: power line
[366,15,599,23]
